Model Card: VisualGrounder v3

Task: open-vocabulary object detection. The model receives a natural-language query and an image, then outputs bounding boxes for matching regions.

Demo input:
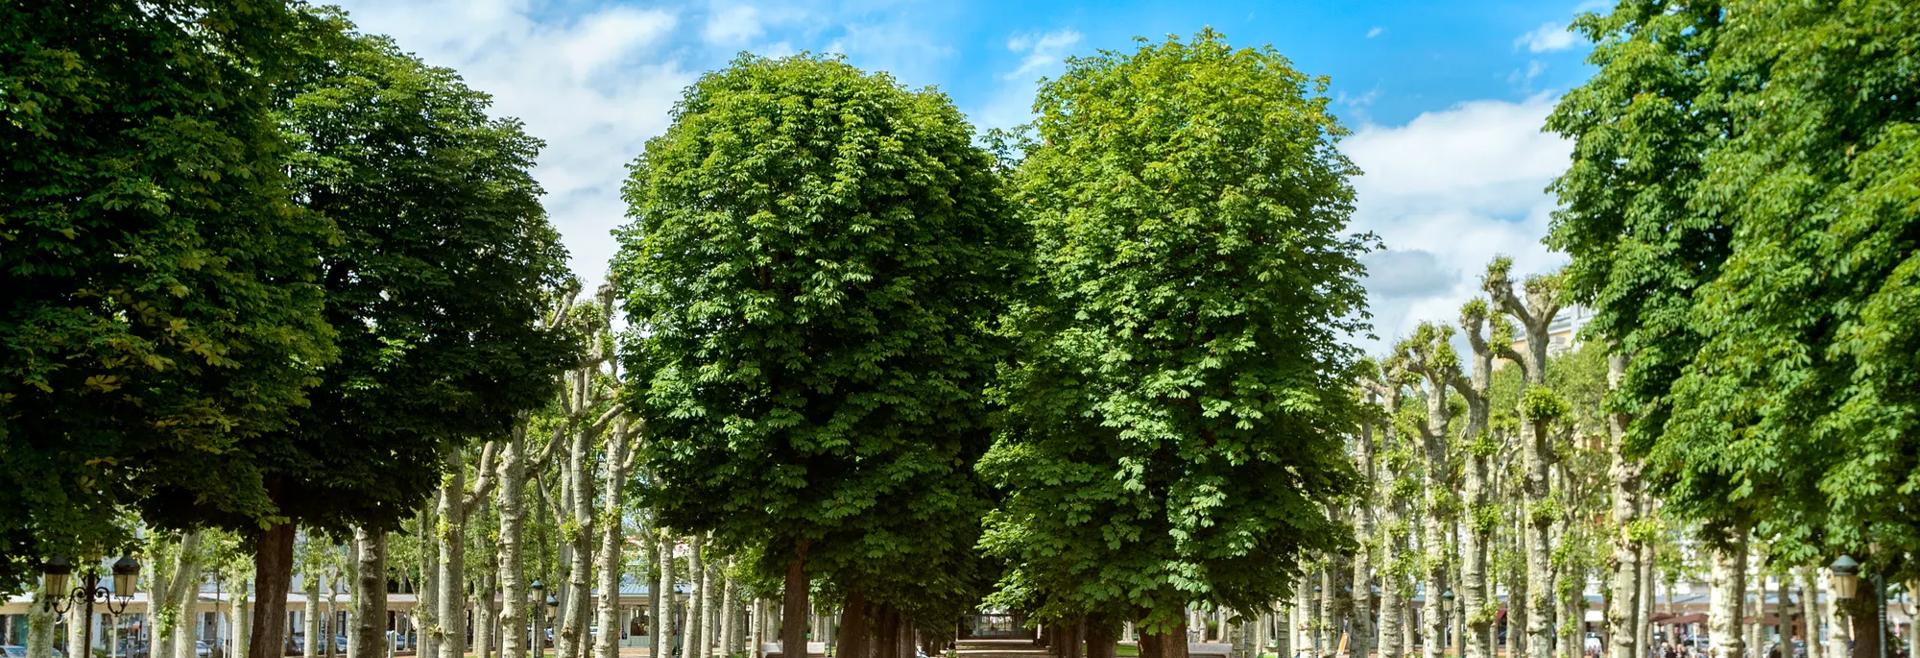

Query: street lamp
[43,556,141,658]
[1830,556,1860,600]
[530,581,547,658]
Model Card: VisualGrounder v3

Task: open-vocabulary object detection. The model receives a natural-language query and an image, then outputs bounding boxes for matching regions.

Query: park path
[956,639,1051,658]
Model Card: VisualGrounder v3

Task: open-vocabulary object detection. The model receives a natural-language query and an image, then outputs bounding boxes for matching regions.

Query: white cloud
[1004,29,1082,81]
[336,0,694,285]
[1366,26,1384,39]
[1341,96,1571,353]
[703,4,763,45]
[1516,21,1576,52]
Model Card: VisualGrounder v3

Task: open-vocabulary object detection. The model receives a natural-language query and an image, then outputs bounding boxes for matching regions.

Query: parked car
[286,633,304,656]
[3,646,64,658]
[196,642,212,658]
[334,636,348,654]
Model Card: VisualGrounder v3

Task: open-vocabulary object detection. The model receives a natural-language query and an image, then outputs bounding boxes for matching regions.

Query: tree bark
[251,522,297,658]
[594,422,637,658]
[419,507,440,658]
[437,448,468,658]
[689,537,707,658]
[1087,622,1116,658]
[1350,419,1377,658]
[1801,569,1824,658]
[306,551,324,658]
[719,570,739,658]
[500,428,531,658]
[648,535,665,658]
[1844,585,1880,658]
[1823,570,1850,658]
[1141,624,1188,658]
[780,544,809,658]
[233,582,253,658]
[352,528,387,658]
[558,413,595,658]
[1708,536,1748,658]
[1606,353,1643,658]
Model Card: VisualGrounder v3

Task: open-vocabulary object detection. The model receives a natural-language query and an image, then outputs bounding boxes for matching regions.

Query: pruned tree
[984,29,1370,658]
[614,53,1022,658]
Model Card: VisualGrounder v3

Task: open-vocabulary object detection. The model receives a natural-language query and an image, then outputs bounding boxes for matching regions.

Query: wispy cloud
[1515,22,1575,52]
[1366,26,1384,39]
[1004,29,1082,81]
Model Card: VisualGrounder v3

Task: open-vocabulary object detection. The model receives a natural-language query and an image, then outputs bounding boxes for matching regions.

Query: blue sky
[334,0,1605,353]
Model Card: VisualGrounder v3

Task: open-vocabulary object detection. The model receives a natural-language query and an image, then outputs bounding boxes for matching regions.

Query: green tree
[117,13,574,657]
[980,30,1370,658]
[613,53,1023,658]
[0,0,333,588]
[1552,0,1920,653]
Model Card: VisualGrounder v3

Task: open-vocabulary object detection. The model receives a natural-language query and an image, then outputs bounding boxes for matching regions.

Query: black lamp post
[530,581,546,658]
[43,557,141,658]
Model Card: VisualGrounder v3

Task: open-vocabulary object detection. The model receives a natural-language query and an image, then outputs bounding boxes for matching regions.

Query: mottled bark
[419,507,440,658]
[232,583,252,658]
[437,448,469,658]
[352,528,386,658]
[1708,536,1748,658]
[689,536,708,658]
[594,420,639,658]
[648,534,666,658]
[1605,353,1643,658]
[1351,417,1378,658]
[1801,569,1824,658]
[720,569,739,658]
[306,552,324,658]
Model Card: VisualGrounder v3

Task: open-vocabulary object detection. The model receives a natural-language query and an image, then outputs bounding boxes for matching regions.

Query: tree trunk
[1141,624,1188,658]
[1823,570,1849,658]
[306,554,324,658]
[1463,448,1492,658]
[559,423,595,658]
[351,528,386,658]
[1087,622,1116,658]
[478,572,498,658]
[251,522,297,658]
[780,544,809,658]
[1380,560,1404,658]
[1708,537,1747,658]
[419,508,440,658]
[1319,569,1338,658]
[437,449,468,658]
[1351,422,1377,658]
[28,591,55,658]
[1844,585,1879,658]
[690,537,707,658]
[1522,415,1555,658]
[233,584,253,658]
[1777,576,1792,658]
[1802,569,1824,658]
[720,571,739,658]
[1606,353,1643,658]
[500,430,531,658]
[594,423,636,658]
[836,591,868,658]
[648,535,665,658]
[67,600,89,658]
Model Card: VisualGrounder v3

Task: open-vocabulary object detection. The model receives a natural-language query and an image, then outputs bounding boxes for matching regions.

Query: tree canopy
[0,0,331,589]
[980,29,1371,639]
[613,52,1024,645]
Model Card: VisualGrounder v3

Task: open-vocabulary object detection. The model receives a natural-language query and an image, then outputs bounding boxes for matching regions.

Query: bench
[1190,642,1234,658]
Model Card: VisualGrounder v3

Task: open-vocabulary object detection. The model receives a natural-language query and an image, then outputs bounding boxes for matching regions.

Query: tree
[1551,1,1920,641]
[980,30,1370,658]
[0,0,333,587]
[107,12,574,657]
[614,53,1023,658]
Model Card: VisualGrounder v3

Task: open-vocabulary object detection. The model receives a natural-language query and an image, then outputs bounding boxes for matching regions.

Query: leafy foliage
[614,53,1023,622]
[1551,0,1920,571]
[980,30,1371,631]
[0,0,330,588]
